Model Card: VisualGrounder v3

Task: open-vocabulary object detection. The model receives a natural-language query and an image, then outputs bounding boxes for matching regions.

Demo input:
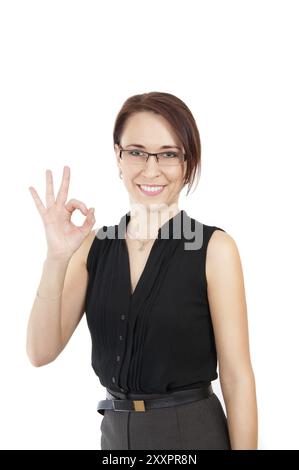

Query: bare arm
[26,230,96,366]
[206,230,258,450]
[26,166,96,366]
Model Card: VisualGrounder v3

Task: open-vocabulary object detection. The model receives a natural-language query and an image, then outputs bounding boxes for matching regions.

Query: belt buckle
[133,399,145,412]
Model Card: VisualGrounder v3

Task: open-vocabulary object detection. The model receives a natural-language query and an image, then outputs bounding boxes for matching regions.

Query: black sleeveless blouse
[84,209,225,394]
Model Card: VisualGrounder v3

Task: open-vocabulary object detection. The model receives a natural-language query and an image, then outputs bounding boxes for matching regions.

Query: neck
[127,202,181,240]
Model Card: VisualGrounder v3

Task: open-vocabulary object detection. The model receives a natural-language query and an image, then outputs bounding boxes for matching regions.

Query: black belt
[97,384,213,415]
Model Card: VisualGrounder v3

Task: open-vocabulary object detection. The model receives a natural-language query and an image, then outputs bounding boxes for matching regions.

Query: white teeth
[140,185,164,192]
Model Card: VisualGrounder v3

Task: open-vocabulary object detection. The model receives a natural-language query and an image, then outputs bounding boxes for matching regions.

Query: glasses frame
[118,145,187,166]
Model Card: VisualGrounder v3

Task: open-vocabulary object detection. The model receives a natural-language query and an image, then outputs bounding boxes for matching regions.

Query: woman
[27,91,258,450]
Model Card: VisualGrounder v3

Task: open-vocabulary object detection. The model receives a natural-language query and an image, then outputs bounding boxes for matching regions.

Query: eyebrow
[125,143,182,150]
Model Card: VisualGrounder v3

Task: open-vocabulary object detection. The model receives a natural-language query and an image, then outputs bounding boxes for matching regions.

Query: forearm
[221,373,258,450]
[26,256,70,365]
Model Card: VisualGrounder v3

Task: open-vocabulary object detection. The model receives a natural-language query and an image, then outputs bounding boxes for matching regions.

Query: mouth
[137,184,166,196]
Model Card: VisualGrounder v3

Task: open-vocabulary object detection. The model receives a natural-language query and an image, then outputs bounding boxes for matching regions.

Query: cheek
[123,167,140,182]
[167,167,185,184]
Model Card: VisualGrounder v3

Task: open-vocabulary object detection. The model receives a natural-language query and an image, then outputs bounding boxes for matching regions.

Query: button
[116,355,120,362]
[119,335,123,340]
[112,376,116,383]
[121,314,125,320]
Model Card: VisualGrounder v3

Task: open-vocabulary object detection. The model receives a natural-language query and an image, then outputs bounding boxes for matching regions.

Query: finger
[56,166,71,205]
[65,198,88,215]
[28,186,47,216]
[78,208,96,234]
[45,169,55,207]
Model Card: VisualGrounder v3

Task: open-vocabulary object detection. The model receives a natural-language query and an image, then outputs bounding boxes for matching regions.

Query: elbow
[28,356,49,367]
[26,347,58,367]
[220,367,256,389]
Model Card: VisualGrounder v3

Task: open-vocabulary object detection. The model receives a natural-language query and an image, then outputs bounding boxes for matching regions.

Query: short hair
[113,91,201,196]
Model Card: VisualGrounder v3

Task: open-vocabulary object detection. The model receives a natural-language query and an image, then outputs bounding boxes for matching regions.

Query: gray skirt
[100,389,231,450]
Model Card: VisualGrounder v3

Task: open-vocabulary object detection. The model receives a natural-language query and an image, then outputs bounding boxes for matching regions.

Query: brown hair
[113,91,201,196]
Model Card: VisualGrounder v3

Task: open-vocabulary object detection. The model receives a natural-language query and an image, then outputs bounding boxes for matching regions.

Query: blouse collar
[117,209,188,240]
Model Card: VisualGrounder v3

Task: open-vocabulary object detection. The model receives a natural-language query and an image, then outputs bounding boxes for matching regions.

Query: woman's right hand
[29,166,96,260]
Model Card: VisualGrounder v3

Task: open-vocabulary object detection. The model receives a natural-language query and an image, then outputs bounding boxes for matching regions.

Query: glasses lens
[158,152,184,166]
[122,150,147,164]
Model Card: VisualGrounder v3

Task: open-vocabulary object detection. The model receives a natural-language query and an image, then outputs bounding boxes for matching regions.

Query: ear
[114,144,121,166]
[182,159,187,179]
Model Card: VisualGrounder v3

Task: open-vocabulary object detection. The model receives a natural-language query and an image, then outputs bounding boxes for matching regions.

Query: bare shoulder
[74,227,98,267]
[206,229,242,284]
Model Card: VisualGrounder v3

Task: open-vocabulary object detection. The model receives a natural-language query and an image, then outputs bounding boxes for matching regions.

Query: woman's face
[114,111,187,211]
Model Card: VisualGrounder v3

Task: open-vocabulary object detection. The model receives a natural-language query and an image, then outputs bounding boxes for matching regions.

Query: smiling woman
[27,91,257,451]
[84,92,256,450]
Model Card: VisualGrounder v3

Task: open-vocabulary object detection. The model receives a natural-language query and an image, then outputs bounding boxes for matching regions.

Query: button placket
[112,317,127,390]
[116,282,131,393]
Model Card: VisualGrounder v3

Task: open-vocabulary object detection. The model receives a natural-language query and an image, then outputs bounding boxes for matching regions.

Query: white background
[0,0,298,450]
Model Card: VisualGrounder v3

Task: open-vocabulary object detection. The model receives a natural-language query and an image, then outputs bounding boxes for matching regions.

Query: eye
[161,152,177,158]
[129,150,143,156]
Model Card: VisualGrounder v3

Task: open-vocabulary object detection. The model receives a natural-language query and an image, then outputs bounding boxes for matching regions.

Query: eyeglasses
[118,145,186,167]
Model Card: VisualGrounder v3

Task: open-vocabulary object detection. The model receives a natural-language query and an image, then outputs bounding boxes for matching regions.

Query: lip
[137,184,166,196]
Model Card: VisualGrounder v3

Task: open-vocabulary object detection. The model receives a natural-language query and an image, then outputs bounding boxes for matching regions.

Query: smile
[137,184,166,196]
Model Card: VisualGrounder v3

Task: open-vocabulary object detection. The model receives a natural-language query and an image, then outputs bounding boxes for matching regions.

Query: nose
[141,155,162,178]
